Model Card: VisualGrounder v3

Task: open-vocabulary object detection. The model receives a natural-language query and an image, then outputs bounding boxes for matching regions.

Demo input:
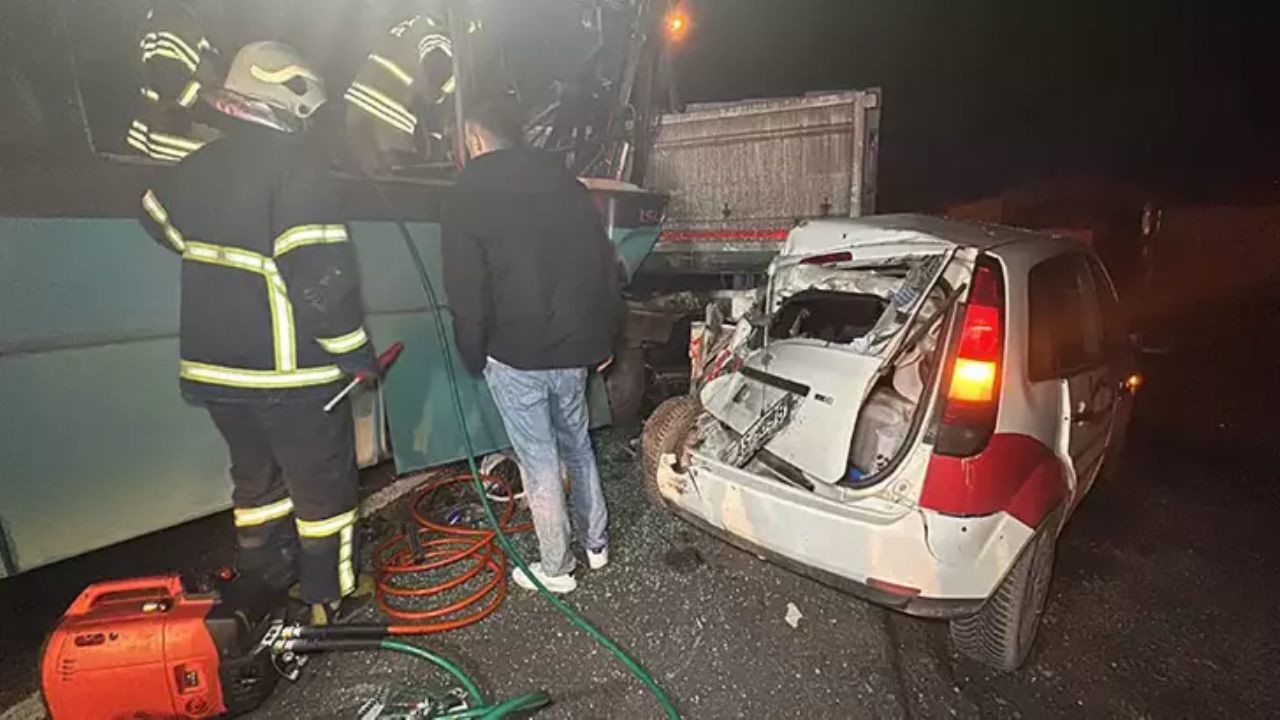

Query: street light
[664,4,689,43]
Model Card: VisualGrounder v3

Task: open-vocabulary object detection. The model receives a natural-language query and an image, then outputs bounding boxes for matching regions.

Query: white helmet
[223,41,326,120]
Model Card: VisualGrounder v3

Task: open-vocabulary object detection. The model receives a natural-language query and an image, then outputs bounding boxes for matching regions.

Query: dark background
[8,0,1278,211]
[674,0,1280,210]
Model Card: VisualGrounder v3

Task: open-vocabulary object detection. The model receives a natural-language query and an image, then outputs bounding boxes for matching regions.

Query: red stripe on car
[921,433,1066,526]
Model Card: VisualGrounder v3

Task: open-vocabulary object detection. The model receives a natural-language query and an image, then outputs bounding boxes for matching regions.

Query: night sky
[673,0,1280,210]
[4,0,1277,212]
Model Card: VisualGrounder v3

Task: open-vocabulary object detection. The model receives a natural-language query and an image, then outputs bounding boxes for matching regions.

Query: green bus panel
[0,217,648,577]
[0,339,230,574]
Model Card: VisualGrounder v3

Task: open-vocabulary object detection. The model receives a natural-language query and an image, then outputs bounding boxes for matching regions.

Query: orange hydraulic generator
[41,575,279,719]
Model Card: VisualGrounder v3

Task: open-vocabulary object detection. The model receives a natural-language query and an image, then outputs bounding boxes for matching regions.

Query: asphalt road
[4,375,1279,718]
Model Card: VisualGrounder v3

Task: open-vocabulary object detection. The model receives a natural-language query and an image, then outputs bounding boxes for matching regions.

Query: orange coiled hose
[372,471,533,635]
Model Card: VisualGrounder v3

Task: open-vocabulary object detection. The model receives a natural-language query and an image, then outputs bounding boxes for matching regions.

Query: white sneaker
[512,563,577,594]
[587,547,609,570]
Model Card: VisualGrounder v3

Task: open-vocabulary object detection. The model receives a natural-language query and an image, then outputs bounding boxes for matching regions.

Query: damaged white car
[641,214,1139,670]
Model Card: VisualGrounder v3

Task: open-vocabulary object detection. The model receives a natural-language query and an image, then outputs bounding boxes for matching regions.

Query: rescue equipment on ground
[40,573,551,719]
[41,575,282,719]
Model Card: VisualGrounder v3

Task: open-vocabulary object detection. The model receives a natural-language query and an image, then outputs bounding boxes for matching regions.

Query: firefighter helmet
[223,42,326,120]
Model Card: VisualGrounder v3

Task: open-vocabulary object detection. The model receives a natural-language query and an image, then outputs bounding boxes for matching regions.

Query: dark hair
[464,95,525,147]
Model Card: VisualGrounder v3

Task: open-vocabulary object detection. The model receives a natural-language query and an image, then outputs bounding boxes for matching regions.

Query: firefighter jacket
[128,2,219,163]
[343,14,454,149]
[139,120,375,401]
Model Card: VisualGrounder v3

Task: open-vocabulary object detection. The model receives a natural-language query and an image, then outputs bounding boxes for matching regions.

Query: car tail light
[934,256,1004,457]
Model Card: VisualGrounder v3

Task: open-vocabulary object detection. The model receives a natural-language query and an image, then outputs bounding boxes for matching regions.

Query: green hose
[388,199,681,719]
[295,635,548,718]
[378,639,485,707]
[476,693,554,719]
[437,693,553,719]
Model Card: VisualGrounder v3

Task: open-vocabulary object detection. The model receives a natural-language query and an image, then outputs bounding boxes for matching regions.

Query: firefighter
[137,41,375,624]
[127,1,221,163]
[342,12,456,170]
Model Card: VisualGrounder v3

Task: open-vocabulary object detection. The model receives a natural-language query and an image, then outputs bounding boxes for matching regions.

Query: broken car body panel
[662,214,1134,611]
[702,344,882,483]
[655,450,1034,611]
[702,216,977,484]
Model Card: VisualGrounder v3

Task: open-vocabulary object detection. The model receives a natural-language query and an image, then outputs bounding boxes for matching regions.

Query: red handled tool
[324,341,404,413]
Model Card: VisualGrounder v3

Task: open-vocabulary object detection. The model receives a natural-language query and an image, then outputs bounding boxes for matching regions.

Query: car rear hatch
[701,232,978,485]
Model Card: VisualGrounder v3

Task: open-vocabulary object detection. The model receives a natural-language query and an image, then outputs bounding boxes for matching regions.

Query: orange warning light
[1125,373,1144,394]
[664,6,689,41]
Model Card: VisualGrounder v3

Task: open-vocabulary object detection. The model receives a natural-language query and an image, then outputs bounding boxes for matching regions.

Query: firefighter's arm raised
[138,4,211,107]
[271,170,376,377]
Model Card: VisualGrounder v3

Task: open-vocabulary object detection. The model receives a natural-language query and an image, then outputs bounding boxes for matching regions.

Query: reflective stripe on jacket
[137,122,372,400]
[343,14,454,140]
[128,3,218,163]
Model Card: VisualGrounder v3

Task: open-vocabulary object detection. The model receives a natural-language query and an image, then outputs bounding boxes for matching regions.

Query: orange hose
[372,471,532,634]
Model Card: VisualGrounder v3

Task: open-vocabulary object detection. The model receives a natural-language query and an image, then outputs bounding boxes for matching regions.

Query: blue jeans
[483,358,608,576]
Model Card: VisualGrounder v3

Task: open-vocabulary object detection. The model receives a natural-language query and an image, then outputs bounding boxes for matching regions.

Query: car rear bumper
[657,452,1035,618]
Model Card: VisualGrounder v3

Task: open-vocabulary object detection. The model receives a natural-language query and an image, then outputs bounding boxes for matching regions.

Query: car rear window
[769,289,887,343]
[1028,253,1104,381]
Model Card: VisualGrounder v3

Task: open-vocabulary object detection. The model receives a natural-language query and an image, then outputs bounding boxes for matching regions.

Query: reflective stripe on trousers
[234,497,294,527]
[206,397,359,604]
[298,510,359,597]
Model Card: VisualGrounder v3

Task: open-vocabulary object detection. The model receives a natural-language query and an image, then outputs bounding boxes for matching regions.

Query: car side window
[1085,254,1126,356]
[1028,253,1105,381]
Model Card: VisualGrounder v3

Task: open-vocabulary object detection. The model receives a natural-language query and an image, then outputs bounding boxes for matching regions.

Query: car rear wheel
[639,395,700,508]
[949,519,1058,671]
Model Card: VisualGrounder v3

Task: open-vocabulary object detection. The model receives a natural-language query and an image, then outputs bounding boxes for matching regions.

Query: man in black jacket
[443,98,619,594]
[139,42,374,623]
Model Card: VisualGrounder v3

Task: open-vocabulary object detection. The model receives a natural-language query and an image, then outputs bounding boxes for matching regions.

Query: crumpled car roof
[780,213,1044,259]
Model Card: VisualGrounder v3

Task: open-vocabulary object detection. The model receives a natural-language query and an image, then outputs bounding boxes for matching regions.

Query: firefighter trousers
[206,395,360,605]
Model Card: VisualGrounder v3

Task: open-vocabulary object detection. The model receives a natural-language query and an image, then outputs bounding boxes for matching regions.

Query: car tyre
[949,518,1058,671]
[639,395,700,508]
